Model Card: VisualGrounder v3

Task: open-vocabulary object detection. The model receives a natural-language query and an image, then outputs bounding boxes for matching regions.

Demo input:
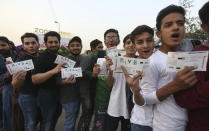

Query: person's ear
[156,30,161,38]
[201,24,209,33]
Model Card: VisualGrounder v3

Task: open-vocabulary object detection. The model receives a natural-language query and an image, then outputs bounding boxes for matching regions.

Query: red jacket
[174,45,209,131]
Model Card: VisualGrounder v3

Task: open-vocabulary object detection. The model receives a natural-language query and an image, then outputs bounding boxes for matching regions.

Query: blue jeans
[2,84,13,131]
[18,94,37,131]
[62,99,80,131]
[37,90,59,131]
[92,106,107,131]
[131,123,152,131]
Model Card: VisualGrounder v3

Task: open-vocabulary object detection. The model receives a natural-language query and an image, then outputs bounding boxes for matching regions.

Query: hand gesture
[92,64,100,77]
[173,66,198,91]
[51,63,66,74]
[62,75,76,84]
[12,70,27,81]
[121,65,142,93]
[105,56,113,71]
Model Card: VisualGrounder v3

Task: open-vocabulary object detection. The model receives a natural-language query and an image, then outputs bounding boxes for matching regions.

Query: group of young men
[0,2,209,131]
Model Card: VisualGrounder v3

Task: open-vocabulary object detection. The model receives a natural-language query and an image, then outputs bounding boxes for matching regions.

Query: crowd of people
[0,2,209,131]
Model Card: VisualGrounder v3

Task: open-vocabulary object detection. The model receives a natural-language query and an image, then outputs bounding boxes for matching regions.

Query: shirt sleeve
[174,76,209,109]
[140,61,161,105]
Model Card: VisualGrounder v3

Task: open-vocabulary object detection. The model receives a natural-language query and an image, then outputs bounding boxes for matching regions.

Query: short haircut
[0,36,10,44]
[68,36,82,47]
[21,33,39,44]
[199,1,209,26]
[123,34,132,46]
[44,31,61,43]
[90,39,102,51]
[156,5,185,31]
[104,28,120,40]
[131,25,154,44]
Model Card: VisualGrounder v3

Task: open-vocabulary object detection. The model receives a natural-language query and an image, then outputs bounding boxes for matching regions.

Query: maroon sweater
[174,44,209,131]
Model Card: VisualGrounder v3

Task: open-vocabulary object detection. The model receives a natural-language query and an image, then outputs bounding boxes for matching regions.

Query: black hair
[104,28,120,40]
[68,36,82,47]
[21,33,39,44]
[44,31,61,43]
[131,25,154,44]
[90,39,102,51]
[123,34,132,46]
[199,1,209,26]
[0,36,10,44]
[156,4,185,31]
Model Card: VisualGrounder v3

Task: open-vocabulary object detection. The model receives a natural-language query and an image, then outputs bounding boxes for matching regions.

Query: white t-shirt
[141,50,188,131]
[107,73,129,119]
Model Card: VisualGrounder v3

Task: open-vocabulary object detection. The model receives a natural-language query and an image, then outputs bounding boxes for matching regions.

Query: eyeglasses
[105,36,118,41]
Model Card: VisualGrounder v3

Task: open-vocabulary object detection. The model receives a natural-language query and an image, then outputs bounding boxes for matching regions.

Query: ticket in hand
[97,58,108,76]
[6,59,34,74]
[115,56,149,75]
[106,46,119,58]
[166,51,208,72]
[55,55,76,68]
[61,67,82,79]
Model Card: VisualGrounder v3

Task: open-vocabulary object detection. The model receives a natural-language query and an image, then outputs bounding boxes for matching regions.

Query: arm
[105,56,114,88]
[32,63,64,85]
[174,75,209,109]
[121,66,144,106]
[11,70,27,88]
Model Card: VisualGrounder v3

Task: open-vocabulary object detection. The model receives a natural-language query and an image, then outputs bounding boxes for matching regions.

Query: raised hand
[92,64,100,77]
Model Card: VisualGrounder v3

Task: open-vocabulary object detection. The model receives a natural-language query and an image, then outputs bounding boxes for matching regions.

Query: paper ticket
[55,55,76,68]
[61,67,82,79]
[166,51,208,72]
[106,46,119,58]
[6,59,34,74]
[6,57,13,63]
[115,56,149,75]
[97,58,108,76]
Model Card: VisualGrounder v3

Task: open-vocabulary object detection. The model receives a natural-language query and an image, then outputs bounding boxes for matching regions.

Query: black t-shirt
[32,50,60,91]
[59,55,81,104]
[16,54,38,95]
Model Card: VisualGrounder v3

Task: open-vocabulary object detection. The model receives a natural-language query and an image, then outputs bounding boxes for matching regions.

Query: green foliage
[179,0,207,40]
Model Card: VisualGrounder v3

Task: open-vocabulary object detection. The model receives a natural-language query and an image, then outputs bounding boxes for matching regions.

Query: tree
[179,0,207,40]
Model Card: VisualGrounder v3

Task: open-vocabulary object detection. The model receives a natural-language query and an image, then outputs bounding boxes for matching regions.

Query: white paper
[61,67,82,79]
[54,55,76,68]
[106,46,118,70]
[97,58,108,76]
[6,59,34,74]
[115,56,149,75]
[166,51,208,72]
[6,57,13,63]
[106,46,119,58]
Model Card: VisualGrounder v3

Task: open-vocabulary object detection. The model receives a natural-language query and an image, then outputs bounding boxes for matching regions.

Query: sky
[0,0,208,52]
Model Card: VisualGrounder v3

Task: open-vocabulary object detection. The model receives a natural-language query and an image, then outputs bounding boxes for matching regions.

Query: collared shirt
[140,50,188,131]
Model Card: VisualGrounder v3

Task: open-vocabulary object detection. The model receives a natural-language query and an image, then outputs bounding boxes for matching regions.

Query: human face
[157,13,185,53]
[104,32,120,48]
[124,38,136,57]
[22,37,39,55]
[68,41,82,57]
[134,32,154,59]
[96,43,103,51]
[0,40,10,57]
[45,36,60,53]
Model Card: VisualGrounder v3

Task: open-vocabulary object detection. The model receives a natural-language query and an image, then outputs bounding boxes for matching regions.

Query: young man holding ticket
[174,2,209,131]
[11,33,40,131]
[59,36,82,131]
[124,5,198,131]
[31,31,65,131]
[84,29,120,131]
